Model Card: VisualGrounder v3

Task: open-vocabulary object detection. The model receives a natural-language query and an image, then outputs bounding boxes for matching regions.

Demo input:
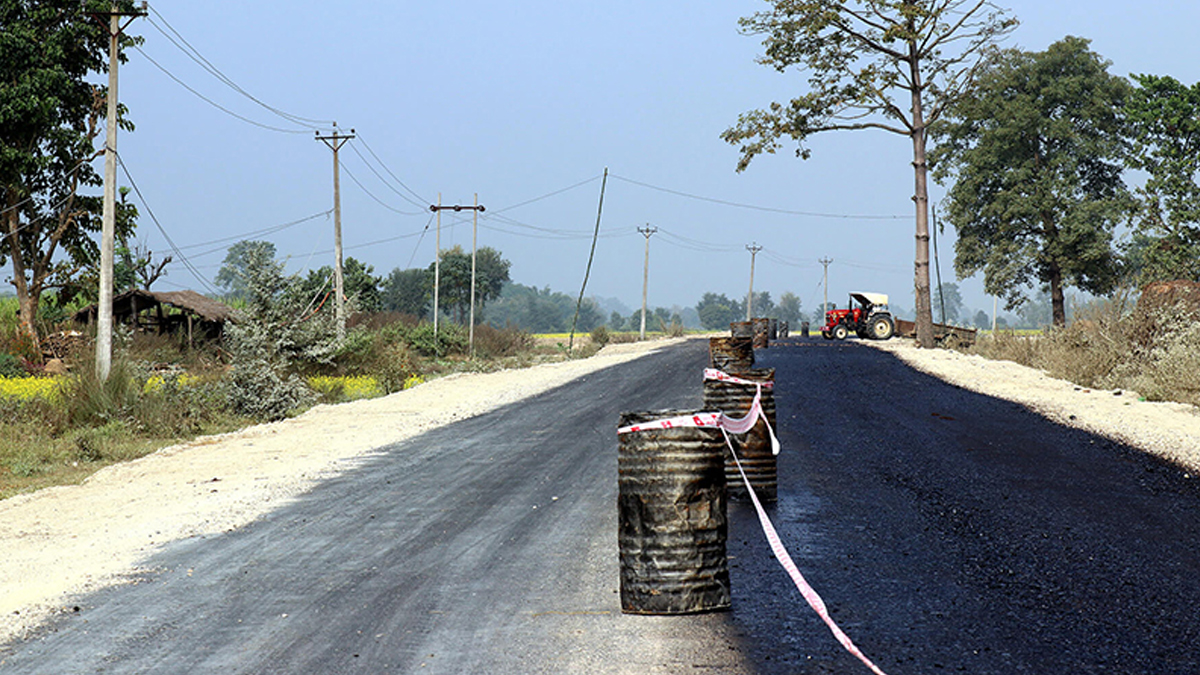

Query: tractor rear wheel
[832,325,849,340]
[870,315,895,340]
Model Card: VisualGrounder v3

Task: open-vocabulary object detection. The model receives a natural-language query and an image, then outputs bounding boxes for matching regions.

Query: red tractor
[821,292,896,341]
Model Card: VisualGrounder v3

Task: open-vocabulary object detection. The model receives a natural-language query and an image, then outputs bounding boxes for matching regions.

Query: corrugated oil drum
[730,321,753,339]
[768,318,778,340]
[617,410,731,615]
[708,337,754,372]
[751,317,770,348]
[702,369,777,502]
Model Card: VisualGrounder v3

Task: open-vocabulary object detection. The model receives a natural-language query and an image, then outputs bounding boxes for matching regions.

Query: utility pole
[93,2,146,382]
[315,125,355,341]
[637,225,657,340]
[429,198,485,354]
[819,257,834,317]
[745,243,762,321]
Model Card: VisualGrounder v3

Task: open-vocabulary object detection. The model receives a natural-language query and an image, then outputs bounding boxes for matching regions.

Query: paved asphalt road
[4,337,1200,674]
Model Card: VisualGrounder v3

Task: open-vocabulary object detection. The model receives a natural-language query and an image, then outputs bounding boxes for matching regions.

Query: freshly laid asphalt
[4,337,1200,674]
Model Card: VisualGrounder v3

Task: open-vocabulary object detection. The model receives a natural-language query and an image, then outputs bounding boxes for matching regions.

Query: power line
[341,162,424,215]
[114,151,221,295]
[352,133,430,208]
[146,9,330,128]
[490,174,603,214]
[610,173,909,220]
[174,209,332,253]
[134,45,312,134]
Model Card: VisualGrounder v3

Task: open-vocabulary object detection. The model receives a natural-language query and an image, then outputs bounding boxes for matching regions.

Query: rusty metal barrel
[751,317,770,348]
[708,337,754,372]
[730,321,753,340]
[617,410,731,615]
[768,318,778,340]
[779,321,790,339]
[702,369,777,502]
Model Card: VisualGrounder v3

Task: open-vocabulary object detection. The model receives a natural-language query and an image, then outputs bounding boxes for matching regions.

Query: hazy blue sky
[110,1,1200,319]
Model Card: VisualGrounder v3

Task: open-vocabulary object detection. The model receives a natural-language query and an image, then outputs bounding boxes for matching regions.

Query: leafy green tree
[484,282,601,333]
[696,292,739,330]
[930,37,1131,326]
[1,0,142,345]
[746,291,774,319]
[380,267,431,317]
[608,311,626,331]
[428,245,511,324]
[292,257,381,314]
[972,309,990,329]
[216,240,277,299]
[933,282,963,323]
[777,292,803,324]
[1124,74,1200,282]
[722,0,1016,347]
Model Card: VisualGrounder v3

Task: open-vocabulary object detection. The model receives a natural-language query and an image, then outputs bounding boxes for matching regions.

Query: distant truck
[821,292,895,340]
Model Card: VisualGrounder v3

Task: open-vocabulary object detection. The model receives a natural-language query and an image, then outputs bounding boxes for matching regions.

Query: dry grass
[962,289,1200,407]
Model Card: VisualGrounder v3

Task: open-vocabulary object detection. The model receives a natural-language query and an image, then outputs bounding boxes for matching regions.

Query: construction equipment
[821,292,895,341]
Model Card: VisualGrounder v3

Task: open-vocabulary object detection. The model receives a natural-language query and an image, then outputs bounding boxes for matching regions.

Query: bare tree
[723,0,1017,347]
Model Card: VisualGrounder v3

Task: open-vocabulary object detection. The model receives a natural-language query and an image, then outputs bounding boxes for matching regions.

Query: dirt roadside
[0,338,689,645]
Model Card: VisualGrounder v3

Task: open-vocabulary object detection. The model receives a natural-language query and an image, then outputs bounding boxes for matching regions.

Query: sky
[104,0,1200,320]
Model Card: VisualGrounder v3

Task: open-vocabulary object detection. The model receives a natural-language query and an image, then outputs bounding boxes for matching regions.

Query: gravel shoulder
[0,338,688,645]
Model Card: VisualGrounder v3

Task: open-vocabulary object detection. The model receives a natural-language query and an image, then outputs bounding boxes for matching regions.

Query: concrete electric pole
[429,198,485,355]
[315,125,355,341]
[93,2,146,382]
[637,225,656,340]
[819,257,833,317]
[745,243,762,321]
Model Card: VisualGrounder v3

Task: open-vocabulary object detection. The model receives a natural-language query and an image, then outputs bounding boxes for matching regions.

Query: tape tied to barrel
[618,404,889,674]
[703,367,775,388]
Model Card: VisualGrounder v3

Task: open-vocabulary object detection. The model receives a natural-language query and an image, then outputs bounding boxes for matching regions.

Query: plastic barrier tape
[617,386,888,675]
[703,368,775,388]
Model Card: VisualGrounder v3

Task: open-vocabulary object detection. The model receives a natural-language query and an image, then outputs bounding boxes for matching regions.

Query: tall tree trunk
[910,41,934,348]
[1048,262,1066,327]
[4,207,41,356]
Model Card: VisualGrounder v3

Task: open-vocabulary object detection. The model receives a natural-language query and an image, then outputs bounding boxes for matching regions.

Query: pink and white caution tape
[724,427,889,675]
[703,367,775,388]
[617,412,722,435]
[617,380,889,675]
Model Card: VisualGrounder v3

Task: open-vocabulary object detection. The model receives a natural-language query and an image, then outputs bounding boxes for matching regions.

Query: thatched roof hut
[75,289,236,342]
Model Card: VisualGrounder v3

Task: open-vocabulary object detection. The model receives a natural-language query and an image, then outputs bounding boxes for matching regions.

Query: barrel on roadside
[702,369,777,502]
[617,410,731,615]
[730,321,753,340]
[708,337,754,373]
[768,318,778,340]
[751,317,770,348]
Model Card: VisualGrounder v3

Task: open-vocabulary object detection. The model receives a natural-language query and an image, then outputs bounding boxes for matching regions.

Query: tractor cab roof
[850,292,889,307]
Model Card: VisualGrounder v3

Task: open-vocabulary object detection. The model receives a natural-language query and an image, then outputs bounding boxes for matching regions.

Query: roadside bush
[0,353,26,378]
[473,324,532,358]
[221,357,314,422]
[590,325,610,348]
[402,322,467,356]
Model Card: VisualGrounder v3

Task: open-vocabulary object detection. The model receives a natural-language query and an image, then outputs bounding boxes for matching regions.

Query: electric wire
[610,173,909,220]
[146,9,330,129]
[173,210,332,253]
[341,162,424,215]
[408,213,436,269]
[134,45,312,134]
[352,133,431,208]
[113,151,222,295]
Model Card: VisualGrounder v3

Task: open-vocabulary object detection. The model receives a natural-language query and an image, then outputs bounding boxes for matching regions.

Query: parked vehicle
[821,292,895,340]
